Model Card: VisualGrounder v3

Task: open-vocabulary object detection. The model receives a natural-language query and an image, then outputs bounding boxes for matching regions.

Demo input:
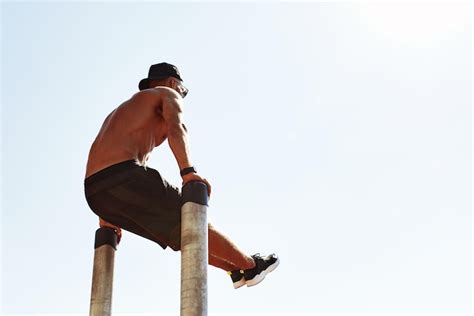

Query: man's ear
[170,78,178,89]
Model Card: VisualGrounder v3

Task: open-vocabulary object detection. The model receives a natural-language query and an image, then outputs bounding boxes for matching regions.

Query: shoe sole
[233,278,246,289]
[246,258,280,287]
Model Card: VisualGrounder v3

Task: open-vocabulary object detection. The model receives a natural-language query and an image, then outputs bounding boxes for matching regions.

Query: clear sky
[1,1,472,315]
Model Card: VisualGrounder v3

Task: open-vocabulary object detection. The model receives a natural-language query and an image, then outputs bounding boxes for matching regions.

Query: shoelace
[252,253,277,268]
[253,253,276,261]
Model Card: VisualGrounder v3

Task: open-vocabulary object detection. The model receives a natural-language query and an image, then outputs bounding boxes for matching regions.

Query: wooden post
[89,227,118,316]
[180,181,209,316]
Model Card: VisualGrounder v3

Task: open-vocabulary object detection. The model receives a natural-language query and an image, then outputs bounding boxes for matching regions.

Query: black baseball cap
[138,62,184,91]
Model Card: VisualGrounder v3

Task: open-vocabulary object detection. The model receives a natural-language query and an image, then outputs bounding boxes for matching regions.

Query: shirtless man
[84,62,279,288]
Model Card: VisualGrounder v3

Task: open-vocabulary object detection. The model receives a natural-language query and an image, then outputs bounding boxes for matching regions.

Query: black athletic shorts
[84,160,183,251]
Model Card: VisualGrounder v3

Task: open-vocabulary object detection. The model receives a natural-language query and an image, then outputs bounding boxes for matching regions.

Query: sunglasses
[176,81,189,98]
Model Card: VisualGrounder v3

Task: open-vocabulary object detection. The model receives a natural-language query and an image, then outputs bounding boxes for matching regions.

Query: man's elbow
[167,123,186,138]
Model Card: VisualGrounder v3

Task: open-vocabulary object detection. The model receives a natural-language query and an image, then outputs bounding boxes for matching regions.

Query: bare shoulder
[128,87,183,117]
[133,86,181,101]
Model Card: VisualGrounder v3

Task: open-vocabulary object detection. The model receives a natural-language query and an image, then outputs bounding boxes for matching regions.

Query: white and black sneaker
[244,253,280,287]
[228,269,246,289]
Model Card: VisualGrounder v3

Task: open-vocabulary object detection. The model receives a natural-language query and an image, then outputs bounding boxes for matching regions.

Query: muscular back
[85,87,184,178]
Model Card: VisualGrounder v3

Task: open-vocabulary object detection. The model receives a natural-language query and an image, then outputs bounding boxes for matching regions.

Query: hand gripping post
[180,181,209,316]
[89,227,118,316]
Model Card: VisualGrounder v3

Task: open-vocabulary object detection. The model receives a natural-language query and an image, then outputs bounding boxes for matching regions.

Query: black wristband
[180,166,197,177]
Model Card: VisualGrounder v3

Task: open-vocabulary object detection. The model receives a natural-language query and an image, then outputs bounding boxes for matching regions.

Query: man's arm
[161,88,193,171]
[161,88,212,195]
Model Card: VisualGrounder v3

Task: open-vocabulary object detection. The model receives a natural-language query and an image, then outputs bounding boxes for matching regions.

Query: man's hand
[99,217,122,244]
[182,173,212,197]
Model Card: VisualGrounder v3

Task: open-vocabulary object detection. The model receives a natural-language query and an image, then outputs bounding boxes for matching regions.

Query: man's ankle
[242,256,256,270]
